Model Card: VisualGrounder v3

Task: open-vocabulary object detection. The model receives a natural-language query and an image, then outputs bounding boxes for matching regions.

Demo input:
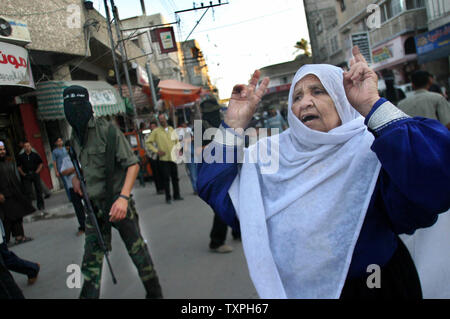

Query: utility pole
[103,0,127,130]
[109,0,138,131]
[144,31,158,109]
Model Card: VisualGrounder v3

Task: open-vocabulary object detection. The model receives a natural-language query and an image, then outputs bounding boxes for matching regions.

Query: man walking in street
[0,219,25,299]
[145,114,183,204]
[0,219,40,288]
[0,142,35,246]
[398,70,450,129]
[63,85,163,299]
[52,137,71,201]
[146,121,165,195]
[17,141,45,212]
[198,93,235,253]
[18,141,51,199]
[60,141,86,236]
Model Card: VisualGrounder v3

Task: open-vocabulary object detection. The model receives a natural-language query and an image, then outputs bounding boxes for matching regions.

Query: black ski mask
[63,86,93,146]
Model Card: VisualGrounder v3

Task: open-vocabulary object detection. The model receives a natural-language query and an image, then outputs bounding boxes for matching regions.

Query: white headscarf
[229,64,382,298]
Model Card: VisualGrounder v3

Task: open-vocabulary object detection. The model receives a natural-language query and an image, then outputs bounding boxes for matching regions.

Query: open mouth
[301,115,319,123]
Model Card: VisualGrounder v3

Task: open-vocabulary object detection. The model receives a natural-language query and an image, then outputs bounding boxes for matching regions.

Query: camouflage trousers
[79,198,163,299]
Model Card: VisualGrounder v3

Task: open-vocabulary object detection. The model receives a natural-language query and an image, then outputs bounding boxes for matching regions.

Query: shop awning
[143,79,201,107]
[36,80,126,120]
[372,54,417,72]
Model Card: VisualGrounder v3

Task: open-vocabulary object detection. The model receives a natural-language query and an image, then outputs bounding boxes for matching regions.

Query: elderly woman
[196,46,450,299]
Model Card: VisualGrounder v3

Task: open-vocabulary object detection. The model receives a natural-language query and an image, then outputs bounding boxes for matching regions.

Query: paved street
[8,167,258,299]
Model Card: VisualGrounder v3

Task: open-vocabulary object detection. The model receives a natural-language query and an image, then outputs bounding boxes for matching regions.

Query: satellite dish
[0,18,12,37]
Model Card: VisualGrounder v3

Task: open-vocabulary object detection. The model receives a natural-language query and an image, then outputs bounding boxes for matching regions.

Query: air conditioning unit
[0,16,32,46]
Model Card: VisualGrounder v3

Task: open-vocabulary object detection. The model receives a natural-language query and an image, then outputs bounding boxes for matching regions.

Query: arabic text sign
[415,23,450,55]
[89,90,117,106]
[0,41,34,88]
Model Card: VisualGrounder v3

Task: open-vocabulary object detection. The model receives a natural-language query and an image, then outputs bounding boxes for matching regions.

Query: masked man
[63,85,163,299]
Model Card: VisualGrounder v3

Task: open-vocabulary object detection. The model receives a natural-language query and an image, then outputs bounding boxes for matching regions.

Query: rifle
[68,145,117,284]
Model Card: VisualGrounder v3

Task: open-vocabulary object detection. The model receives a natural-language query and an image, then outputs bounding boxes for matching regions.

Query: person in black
[17,141,45,211]
[0,142,35,245]
[0,238,25,299]
[0,219,40,288]
[199,94,240,253]
[381,76,406,106]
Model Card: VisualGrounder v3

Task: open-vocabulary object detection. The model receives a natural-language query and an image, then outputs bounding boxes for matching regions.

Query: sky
[91,0,310,100]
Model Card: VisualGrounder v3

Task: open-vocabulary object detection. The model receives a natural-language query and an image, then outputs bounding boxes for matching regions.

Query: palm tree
[294,38,311,57]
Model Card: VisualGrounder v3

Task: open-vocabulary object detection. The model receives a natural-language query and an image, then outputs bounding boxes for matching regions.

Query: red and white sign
[154,27,178,54]
[265,83,291,94]
[0,41,34,89]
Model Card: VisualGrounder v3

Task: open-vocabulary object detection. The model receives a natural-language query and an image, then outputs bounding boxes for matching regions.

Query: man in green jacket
[64,85,163,299]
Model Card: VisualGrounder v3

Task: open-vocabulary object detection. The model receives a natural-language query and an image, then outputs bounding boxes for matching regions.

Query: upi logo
[66,264,81,289]
[366,4,381,30]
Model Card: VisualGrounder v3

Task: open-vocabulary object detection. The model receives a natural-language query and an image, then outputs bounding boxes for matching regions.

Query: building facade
[120,13,183,82]
[304,0,433,87]
[415,0,450,94]
[179,39,214,91]
[258,54,313,113]
[0,0,148,191]
[304,0,346,66]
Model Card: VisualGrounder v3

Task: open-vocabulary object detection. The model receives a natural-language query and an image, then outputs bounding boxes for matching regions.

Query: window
[380,0,407,23]
[330,35,339,54]
[428,0,448,19]
[406,0,425,10]
[390,0,403,17]
[316,19,323,34]
[194,66,202,75]
[337,0,346,12]
[381,3,387,23]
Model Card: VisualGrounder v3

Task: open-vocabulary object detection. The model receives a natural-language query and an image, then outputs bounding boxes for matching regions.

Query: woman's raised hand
[343,46,380,117]
[225,70,270,130]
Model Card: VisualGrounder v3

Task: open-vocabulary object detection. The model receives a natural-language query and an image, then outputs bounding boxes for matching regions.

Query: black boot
[143,276,163,299]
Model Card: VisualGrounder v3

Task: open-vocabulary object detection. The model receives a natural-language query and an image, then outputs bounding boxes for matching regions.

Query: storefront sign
[370,35,415,71]
[415,23,450,55]
[89,89,117,106]
[0,41,34,89]
[372,46,393,63]
[265,83,291,94]
[154,27,178,54]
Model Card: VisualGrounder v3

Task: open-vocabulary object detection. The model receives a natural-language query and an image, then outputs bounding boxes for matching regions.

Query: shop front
[415,22,450,93]
[371,34,419,85]
[0,41,49,185]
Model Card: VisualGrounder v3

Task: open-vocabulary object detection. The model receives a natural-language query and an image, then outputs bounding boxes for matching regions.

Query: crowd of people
[1,45,449,299]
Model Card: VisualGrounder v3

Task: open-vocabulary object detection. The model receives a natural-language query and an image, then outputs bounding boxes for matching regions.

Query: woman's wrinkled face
[291,74,341,132]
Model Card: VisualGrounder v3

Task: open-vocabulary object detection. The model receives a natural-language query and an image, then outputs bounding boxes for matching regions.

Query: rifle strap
[105,124,116,213]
